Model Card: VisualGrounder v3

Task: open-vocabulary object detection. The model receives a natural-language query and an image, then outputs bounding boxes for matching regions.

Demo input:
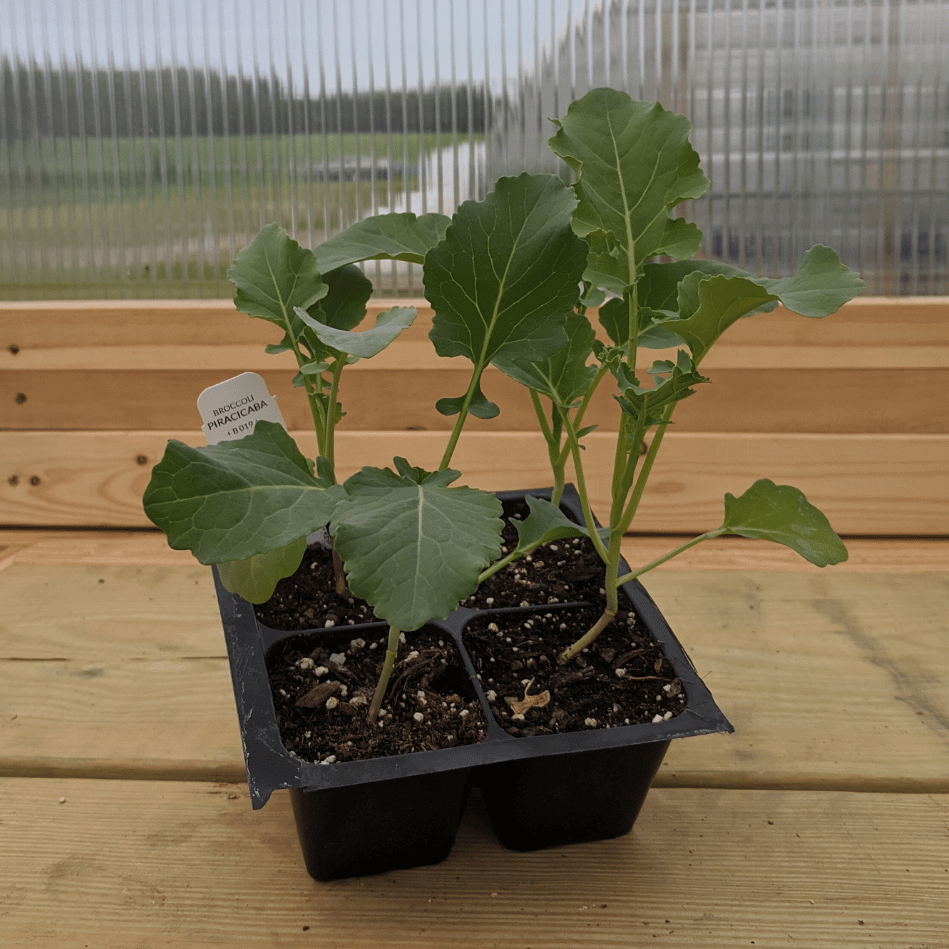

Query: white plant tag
[197,371,286,445]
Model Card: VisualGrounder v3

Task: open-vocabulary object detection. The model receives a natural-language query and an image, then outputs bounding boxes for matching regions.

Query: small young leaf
[510,495,591,553]
[718,479,848,566]
[296,305,417,359]
[142,421,345,565]
[315,211,451,273]
[331,465,503,631]
[217,536,308,604]
[228,223,327,327]
[614,349,709,423]
[435,382,500,419]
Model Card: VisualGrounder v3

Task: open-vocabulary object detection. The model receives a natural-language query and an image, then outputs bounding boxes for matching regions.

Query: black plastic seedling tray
[213,486,732,880]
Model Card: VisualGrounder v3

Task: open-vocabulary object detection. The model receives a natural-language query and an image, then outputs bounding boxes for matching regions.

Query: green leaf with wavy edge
[652,246,865,363]
[315,212,451,273]
[295,304,417,359]
[425,172,587,416]
[716,479,848,567]
[548,88,709,293]
[493,310,597,409]
[142,421,344,565]
[331,462,503,631]
[266,264,373,369]
[228,223,327,328]
[217,536,308,604]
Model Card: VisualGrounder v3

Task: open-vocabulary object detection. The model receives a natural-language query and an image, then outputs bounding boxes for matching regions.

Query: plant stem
[529,389,566,504]
[438,368,483,470]
[558,548,621,663]
[614,530,723,587]
[367,625,401,723]
[321,359,346,482]
[562,415,610,562]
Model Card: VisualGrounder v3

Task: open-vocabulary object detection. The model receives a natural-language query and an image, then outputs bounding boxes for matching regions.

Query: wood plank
[0,779,947,948]
[2,530,946,573]
[2,564,947,787]
[5,366,947,434]
[1,430,946,533]
[3,297,947,369]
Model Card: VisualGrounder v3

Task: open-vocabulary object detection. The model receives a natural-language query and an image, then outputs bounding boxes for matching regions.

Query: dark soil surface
[462,604,685,737]
[266,626,488,763]
[255,500,686,762]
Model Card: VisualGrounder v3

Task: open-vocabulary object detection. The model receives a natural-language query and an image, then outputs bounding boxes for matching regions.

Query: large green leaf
[142,421,344,565]
[296,304,417,359]
[315,212,451,273]
[228,223,327,327]
[331,461,503,631]
[425,173,588,414]
[492,310,597,408]
[716,479,848,566]
[548,88,709,293]
[217,537,307,604]
[661,246,865,364]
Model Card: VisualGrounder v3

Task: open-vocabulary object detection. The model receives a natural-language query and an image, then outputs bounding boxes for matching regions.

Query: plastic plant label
[197,371,286,445]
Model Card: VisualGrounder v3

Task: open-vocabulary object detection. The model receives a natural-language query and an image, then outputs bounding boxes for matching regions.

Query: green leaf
[659,244,864,364]
[548,88,709,292]
[266,264,373,364]
[217,537,307,604]
[331,464,503,631]
[717,479,848,567]
[435,381,500,419]
[493,310,597,408]
[142,421,345,565]
[759,244,867,317]
[315,212,451,273]
[296,304,417,359]
[638,259,755,313]
[425,172,588,413]
[228,223,327,328]
[666,273,778,364]
[509,495,591,553]
[615,349,709,424]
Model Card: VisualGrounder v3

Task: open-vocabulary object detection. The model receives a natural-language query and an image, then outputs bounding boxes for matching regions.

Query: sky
[4,0,584,94]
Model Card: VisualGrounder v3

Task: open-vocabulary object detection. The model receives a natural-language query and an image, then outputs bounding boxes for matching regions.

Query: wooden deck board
[4,430,947,534]
[0,779,946,949]
[2,555,947,788]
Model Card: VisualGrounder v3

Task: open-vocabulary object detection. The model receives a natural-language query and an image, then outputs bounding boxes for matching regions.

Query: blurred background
[1,0,946,299]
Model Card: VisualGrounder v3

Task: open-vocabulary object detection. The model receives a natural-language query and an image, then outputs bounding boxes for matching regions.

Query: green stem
[367,625,401,724]
[614,530,723,588]
[529,389,566,505]
[558,553,621,663]
[618,403,676,534]
[438,368,484,471]
[321,359,346,482]
[562,415,610,563]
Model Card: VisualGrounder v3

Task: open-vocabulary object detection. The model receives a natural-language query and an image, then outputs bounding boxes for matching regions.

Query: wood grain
[2,429,946,533]
[6,365,947,434]
[2,561,947,787]
[2,530,946,572]
[0,778,946,949]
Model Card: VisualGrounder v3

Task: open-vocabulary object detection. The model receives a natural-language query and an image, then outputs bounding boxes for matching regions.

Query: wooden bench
[1,297,947,947]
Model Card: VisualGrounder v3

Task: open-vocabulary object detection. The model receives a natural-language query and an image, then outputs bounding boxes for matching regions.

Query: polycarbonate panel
[1,0,946,298]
